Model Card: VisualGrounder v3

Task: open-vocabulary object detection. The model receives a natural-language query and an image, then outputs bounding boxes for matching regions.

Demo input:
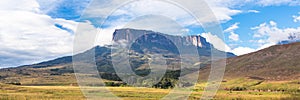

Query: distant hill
[199,42,300,81]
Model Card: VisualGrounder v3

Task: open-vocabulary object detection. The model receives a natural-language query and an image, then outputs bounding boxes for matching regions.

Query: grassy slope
[0,65,78,86]
[224,42,300,81]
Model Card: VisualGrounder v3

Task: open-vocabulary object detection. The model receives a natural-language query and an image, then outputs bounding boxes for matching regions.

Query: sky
[1,0,300,68]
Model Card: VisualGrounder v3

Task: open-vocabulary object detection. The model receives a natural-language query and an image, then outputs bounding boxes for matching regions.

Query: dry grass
[0,81,299,100]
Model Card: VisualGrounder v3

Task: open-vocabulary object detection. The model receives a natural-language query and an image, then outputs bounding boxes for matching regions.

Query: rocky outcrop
[112,28,235,57]
[112,28,211,48]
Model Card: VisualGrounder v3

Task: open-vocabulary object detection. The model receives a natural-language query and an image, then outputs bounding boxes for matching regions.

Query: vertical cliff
[112,28,235,57]
[113,28,211,48]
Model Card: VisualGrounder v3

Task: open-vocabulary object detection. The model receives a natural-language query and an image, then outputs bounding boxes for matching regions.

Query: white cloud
[123,15,188,35]
[224,23,240,41]
[73,21,113,54]
[231,47,256,55]
[0,0,98,68]
[201,32,231,52]
[200,32,256,56]
[84,0,128,18]
[257,43,276,50]
[251,21,300,49]
[205,1,242,23]
[293,12,300,22]
[85,0,242,28]
[229,32,240,41]
[84,0,200,36]
[0,0,40,12]
[224,23,240,33]
[202,19,300,56]
[248,10,260,13]
[269,20,277,26]
[255,0,300,6]
[36,0,63,14]
[293,15,300,22]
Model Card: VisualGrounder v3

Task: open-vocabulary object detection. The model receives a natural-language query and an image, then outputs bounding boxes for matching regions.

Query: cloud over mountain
[0,0,95,67]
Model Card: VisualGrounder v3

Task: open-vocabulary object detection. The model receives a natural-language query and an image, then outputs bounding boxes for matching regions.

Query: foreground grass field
[0,81,299,100]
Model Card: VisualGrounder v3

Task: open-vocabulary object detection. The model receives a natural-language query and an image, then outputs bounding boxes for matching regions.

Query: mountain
[21,28,235,69]
[199,42,300,81]
[19,28,234,68]
[113,28,235,57]
[113,29,211,48]
[0,28,235,85]
[0,29,299,88]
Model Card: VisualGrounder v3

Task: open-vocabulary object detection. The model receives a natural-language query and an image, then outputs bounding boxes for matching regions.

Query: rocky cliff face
[184,35,206,47]
[112,28,211,48]
[112,28,235,57]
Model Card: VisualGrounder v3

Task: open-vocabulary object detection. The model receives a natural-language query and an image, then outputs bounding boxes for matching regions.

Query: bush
[50,73,61,75]
[153,78,177,89]
[230,86,247,91]
[104,82,127,87]
[6,82,21,85]
[104,82,115,86]
[50,68,59,72]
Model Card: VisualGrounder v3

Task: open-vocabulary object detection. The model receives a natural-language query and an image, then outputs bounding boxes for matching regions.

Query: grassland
[0,78,299,100]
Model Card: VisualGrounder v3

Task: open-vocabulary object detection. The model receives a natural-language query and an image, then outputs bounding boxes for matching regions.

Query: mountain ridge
[113,28,211,48]
[112,28,235,57]
[18,28,235,69]
[198,42,300,81]
[2,29,299,86]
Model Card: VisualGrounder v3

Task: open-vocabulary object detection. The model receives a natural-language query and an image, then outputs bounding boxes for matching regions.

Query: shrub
[153,78,177,89]
[50,68,59,72]
[230,86,247,91]
[104,82,127,87]
[6,82,21,85]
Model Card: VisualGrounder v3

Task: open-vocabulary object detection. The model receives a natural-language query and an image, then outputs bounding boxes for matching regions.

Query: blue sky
[224,5,300,47]
[1,0,300,68]
[47,0,300,55]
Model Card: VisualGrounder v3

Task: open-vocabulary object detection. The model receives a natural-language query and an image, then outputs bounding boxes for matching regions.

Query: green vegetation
[104,82,128,87]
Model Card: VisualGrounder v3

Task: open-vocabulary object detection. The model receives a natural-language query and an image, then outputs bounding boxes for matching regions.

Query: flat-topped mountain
[113,29,235,57]
[113,28,210,48]
[0,29,236,85]
[0,29,299,89]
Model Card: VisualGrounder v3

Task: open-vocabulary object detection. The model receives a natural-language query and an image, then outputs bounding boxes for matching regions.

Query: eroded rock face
[112,28,211,49]
[112,28,236,57]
